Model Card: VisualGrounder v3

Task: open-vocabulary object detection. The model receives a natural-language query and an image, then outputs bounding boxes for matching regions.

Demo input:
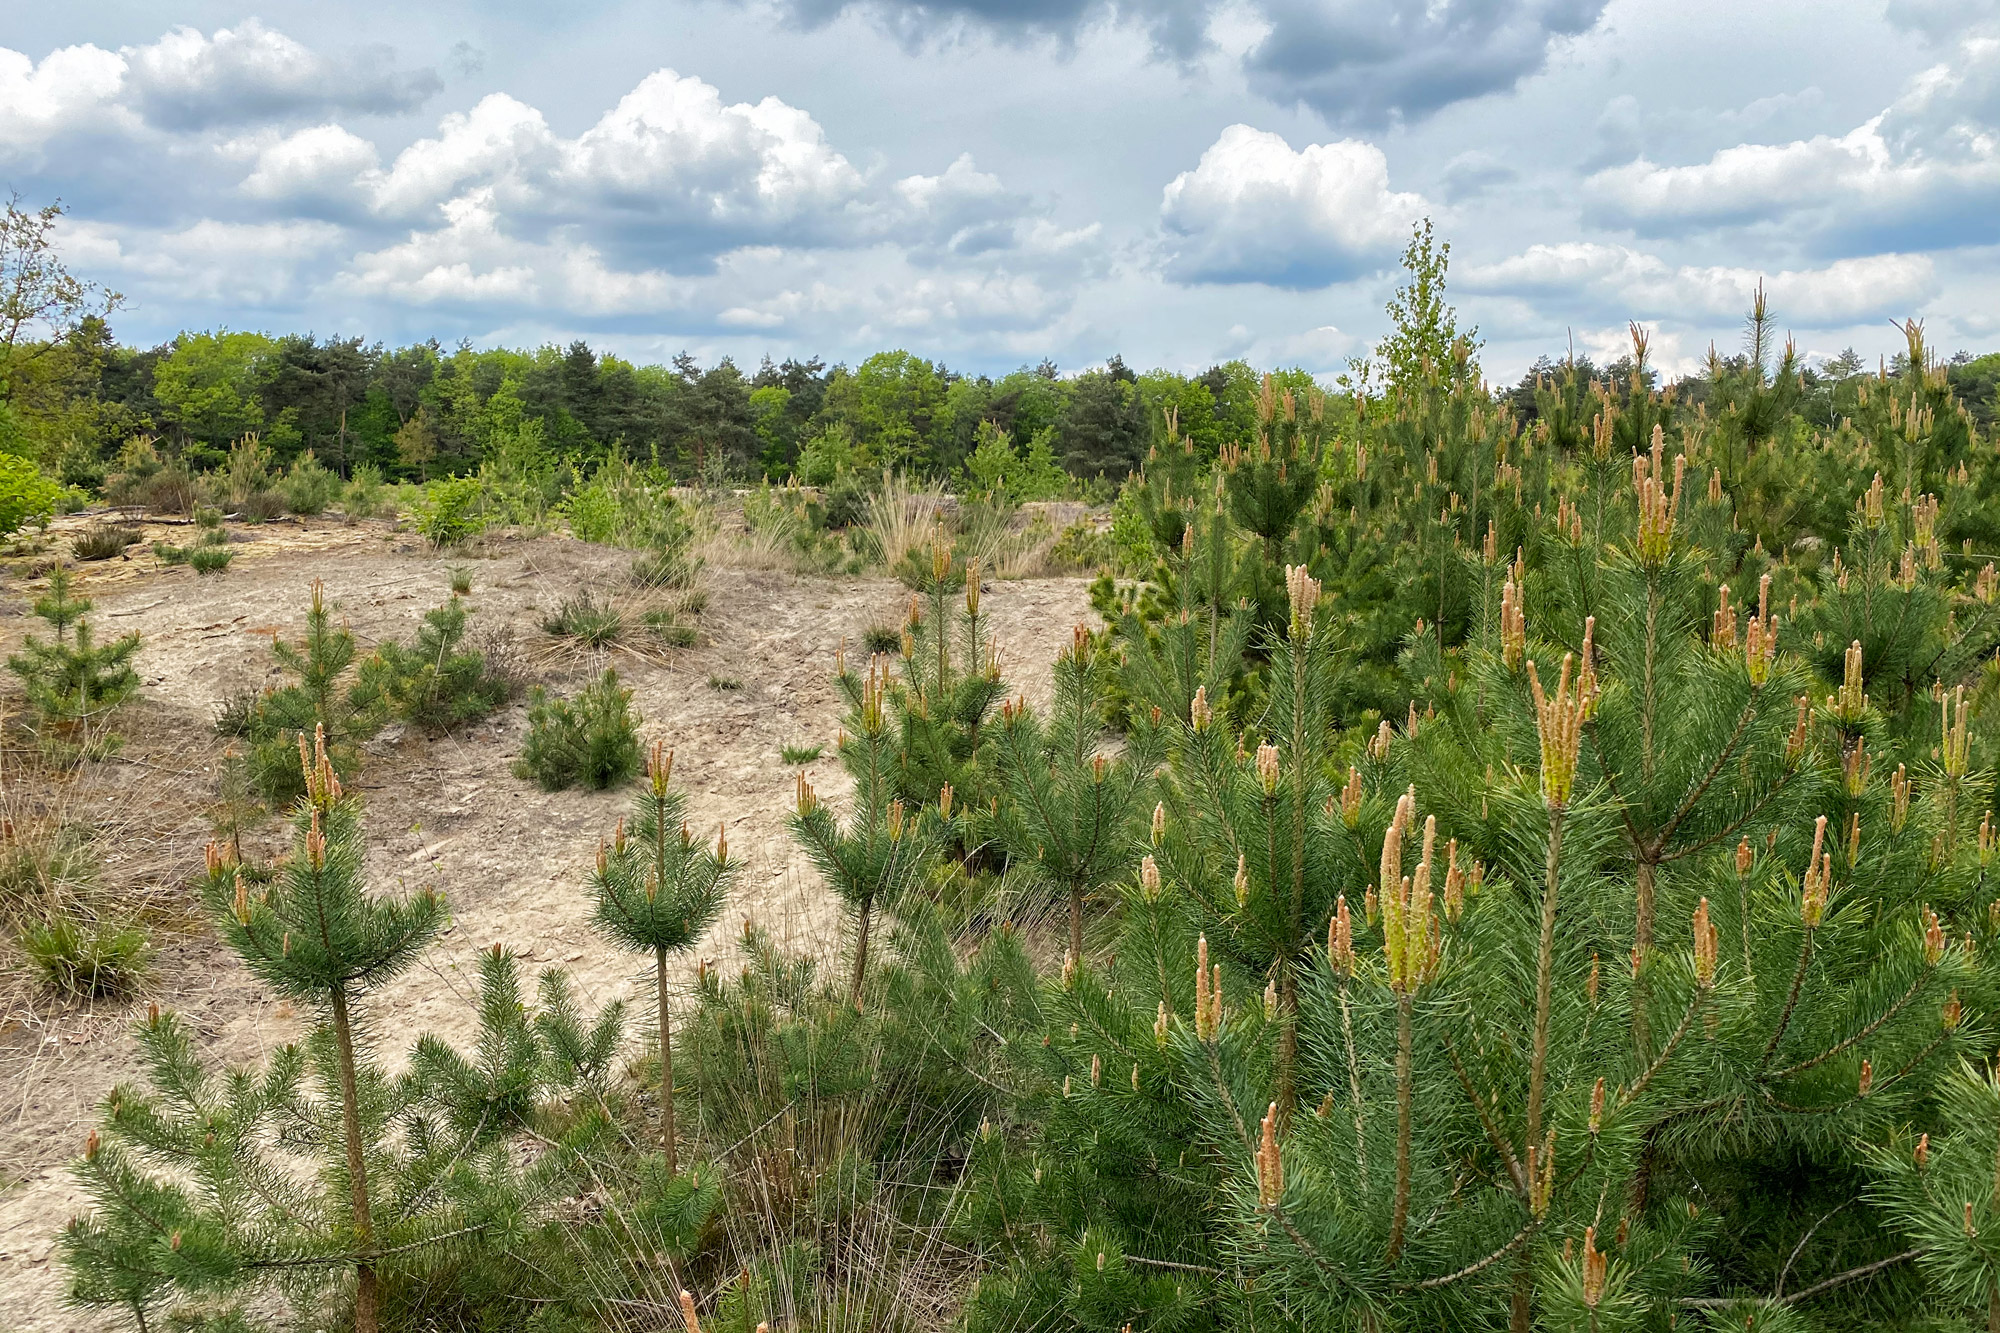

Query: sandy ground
[0,512,1095,1332]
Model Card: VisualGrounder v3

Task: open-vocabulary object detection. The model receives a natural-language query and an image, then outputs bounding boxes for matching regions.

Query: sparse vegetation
[705,674,740,691]
[780,742,822,764]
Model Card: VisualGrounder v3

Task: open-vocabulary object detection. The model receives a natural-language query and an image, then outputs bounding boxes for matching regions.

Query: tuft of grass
[188,544,234,575]
[862,624,904,656]
[19,911,152,997]
[676,588,709,616]
[639,610,698,649]
[542,592,625,647]
[780,743,823,764]
[707,675,741,692]
[72,523,142,561]
[447,564,474,596]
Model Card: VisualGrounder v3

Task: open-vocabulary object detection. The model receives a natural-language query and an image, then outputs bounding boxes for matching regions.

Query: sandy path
[0,517,1095,1331]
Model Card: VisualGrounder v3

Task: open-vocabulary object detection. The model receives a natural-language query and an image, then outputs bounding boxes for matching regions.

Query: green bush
[412,475,487,547]
[0,453,61,535]
[239,581,383,805]
[188,544,233,575]
[279,450,337,515]
[342,462,391,519]
[780,743,822,764]
[20,912,152,997]
[514,669,642,791]
[356,598,513,734]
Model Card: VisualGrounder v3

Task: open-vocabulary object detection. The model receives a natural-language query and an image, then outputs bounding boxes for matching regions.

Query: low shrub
[279,450,337,515]
[514,669,642,791]
[640,610,698,648]
[188,544,233,575]
[19,911,152,997]
[357,598,514,734]
[342,462,391,519]
[413,475,487,547]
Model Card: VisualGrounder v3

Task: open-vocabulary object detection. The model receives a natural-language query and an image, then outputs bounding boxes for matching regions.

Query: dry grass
[862,473,950,573]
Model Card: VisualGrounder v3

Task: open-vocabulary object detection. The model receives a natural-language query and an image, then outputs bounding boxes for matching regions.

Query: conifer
[6,563,141,728]
[587,742,734,1172]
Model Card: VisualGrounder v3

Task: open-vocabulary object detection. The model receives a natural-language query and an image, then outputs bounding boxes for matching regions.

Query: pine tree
[587,742,734,1172]
[242,580,383,804]
[793,654,947,1007]
[6,563,140,727]
[878,528,1006,827]
[990,623,1162,969]
[204,726,444,1333]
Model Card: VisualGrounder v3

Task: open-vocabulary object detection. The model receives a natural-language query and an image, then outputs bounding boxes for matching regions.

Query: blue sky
[3,1,1995,380]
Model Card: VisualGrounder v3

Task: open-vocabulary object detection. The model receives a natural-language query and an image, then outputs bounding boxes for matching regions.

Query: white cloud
[237,125,382,202]
[0,22,437,167]
[70,217,349,306]
[121,21,440,129]
[1465,243,1938,326]
[1584,34,2000,250]
[1160,125,1426,287]
[0,42,134,157]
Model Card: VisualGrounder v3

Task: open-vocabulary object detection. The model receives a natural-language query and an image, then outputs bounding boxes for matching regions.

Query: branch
[1679,1248,1921,1309]
[1769,968,1931,1081]
[1401,1215,1541,1291]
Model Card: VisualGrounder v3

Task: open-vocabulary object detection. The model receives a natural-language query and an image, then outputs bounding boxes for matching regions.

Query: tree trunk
[1386,993,1413,1265]
[850,896,874,1011]
[1276,962,1299,1129]
[329,985,378,1333]
[656,944,677,1175]
[1515,810,1566,1333]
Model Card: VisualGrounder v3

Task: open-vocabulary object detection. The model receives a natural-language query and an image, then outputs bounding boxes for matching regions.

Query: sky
[3,1,1997,382]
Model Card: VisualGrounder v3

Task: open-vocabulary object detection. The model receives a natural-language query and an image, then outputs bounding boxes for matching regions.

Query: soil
[0,512,1096,1332]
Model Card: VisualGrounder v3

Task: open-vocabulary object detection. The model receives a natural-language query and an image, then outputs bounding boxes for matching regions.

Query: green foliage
[0,451,60,534]
[515,669,642,792]
[862,623,903,655]
[62,758,643,1333]
[707,674,740,691]
[961,420,1069,502]
[355,597,513,734]
[20,911,151,996]
[446,563,473,595]
[412,474,486,547]
[781,743,823,764]
[6,564,141,727]
[342,461,391,518]
[279,449,337,514]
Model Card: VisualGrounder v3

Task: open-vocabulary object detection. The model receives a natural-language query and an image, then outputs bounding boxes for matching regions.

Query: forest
[6,198,2000,1332]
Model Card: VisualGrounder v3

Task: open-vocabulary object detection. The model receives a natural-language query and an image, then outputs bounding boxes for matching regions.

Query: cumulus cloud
[1464,242,1938,326]
[1160,125,1425,287]
[121,22,441,130]
[742,0,1606,124]
[1584,33,2000,251]
[0,22,437,165]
